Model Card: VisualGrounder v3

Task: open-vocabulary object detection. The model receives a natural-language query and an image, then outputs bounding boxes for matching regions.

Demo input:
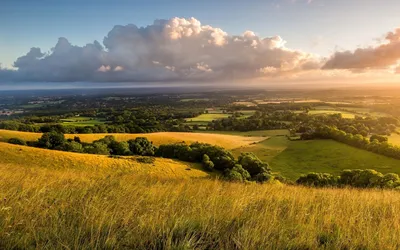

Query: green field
[308,110,357,118]
[60,117,106,126]
[232,135,400,180]
[185,113,231,122]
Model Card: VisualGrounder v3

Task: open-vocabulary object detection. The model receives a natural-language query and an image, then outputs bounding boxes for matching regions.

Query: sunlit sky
[1,0,400,87]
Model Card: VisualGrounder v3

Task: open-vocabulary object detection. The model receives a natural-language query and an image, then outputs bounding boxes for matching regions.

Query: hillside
[233,136,400,180]
[0,142,209,179]
[0,159,399,249]
[0,129,263,149]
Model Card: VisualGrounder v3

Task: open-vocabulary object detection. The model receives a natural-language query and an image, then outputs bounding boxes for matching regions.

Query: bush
[238,152,270,177]
[37,131,66,149]
[202,154,214,171]
[128,137,156,156]
[8,137,27,146]
[61,141,83,153]
[136,157,156,164]
[296,172,339,187]
[224,164,251,182]
[84,142,110,155]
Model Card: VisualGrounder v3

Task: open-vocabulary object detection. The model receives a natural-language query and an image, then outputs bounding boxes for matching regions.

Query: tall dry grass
[0,162,400,249]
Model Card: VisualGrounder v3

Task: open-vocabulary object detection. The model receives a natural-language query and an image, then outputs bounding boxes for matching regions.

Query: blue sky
[1,0,400,68]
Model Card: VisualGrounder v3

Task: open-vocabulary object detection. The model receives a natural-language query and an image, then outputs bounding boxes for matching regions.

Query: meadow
[185,113,231,122]
[233,135,400,180]
[1,160,400,249]
[60,117,106,126]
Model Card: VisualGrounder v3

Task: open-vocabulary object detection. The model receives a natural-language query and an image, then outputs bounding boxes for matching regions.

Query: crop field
[1,161,400,249]
[199,129,289,137]
[0,142,208,178]
[60,117,106,126]
[0,130,264,150]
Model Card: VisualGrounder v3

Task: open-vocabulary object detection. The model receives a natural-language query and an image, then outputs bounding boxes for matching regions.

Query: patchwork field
[0,130,264,150]
[60,117,106,126]
[185,113,231,122]
[308,110,357,118]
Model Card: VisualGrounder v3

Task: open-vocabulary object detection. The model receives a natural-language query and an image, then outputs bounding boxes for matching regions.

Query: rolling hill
[0,129,263,150]
[0,142,209,179]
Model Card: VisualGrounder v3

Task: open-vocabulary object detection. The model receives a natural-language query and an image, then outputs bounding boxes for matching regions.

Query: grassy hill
[0,142,209,179]
[0,130,263,150]
[233,136,400,180]
[0,159,399,249]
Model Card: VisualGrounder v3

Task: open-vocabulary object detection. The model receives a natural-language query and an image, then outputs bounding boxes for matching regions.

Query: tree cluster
[297,169,400,189]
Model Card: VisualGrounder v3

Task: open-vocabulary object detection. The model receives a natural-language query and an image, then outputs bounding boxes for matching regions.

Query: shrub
[224,164,251,182]
[8,137,27,146]
[61,141,83,153]
[238,152,270,177]
[202,154,214,171]
[296,172,339,187]
[84,142,110,155]
[128,137,156,156]
[136,157,156,164]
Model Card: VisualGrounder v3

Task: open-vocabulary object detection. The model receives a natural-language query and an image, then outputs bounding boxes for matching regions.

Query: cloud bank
[1,17,321,83]
[323,28,400,71]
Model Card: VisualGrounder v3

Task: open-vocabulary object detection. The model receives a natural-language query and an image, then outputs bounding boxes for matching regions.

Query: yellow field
[0,129,263,149]
[1,160,400,248]
[0,142,209,179]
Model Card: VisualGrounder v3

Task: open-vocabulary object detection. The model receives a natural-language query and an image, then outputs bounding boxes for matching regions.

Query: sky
[1,0,400,88]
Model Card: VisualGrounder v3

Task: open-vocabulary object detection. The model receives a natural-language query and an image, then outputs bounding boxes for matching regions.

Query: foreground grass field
[0,130,263,150]
[1,161,400,249]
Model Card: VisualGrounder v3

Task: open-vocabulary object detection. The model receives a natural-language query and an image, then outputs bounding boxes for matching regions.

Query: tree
[110,141,131,155]
[37,131,65,149]
[370,134,388,143]
[128,137,155,156]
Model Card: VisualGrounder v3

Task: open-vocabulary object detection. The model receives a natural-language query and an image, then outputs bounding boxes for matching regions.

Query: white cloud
[2,17,321,83]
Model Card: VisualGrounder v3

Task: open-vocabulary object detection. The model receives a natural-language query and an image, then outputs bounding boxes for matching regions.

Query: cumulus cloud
[323,27,400,71]
[0,17,321,83]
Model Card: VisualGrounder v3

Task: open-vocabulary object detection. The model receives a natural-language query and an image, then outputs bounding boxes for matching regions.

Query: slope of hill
[0,129,263,149]
[0,142,209,178]
[0,161,399,249]
[233,136,400,180]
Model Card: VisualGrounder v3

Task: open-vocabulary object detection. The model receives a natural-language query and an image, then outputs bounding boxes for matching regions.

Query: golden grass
[0,142,209,179]
[0,129,263,149]
[0,161,400,249]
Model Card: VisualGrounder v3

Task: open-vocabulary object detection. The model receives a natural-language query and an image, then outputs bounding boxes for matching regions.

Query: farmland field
[0,130,264,150]
[308,110,357,118]
[185,113,231,122]
[60,117,107,126]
